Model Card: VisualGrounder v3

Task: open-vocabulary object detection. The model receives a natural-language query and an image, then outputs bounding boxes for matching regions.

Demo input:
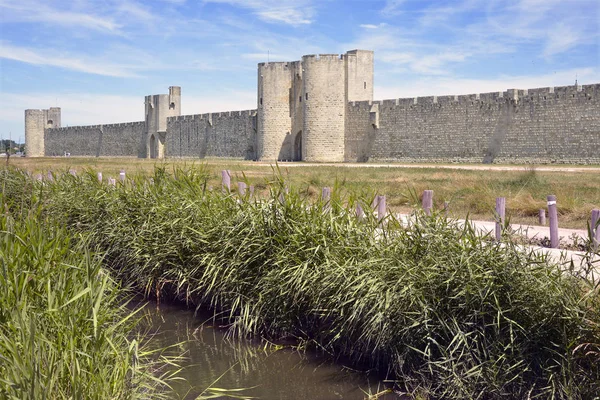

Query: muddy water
[140,301,398,400]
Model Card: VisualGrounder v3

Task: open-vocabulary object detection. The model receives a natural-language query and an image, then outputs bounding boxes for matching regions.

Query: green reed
[2,165,600,399]
[0,170,179,399]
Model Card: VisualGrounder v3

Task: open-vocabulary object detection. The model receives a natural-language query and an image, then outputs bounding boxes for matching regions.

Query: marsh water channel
[138,301,399,400]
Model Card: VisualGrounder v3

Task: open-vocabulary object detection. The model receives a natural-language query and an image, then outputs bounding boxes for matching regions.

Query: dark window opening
[305,93,308,100]
[169,102,176,109]
[299,96,302,103]
[364,82,367,89]
[260,97,263,105]
[47,120,53,125]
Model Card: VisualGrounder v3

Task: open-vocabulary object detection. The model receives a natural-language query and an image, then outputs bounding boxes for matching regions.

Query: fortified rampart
[26,50,600,164]
[45,121,146,157]
[346,84,600,163]
[166,110,256,159]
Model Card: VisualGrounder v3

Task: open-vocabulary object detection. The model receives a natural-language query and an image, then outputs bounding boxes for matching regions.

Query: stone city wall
[345,84,600,164]
[45,121,146,157]
[166,110,256,159]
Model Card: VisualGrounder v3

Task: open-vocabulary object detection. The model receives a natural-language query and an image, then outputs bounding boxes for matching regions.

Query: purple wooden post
[109,177,116,186]
[538,209,546,225]
[221,170,231,192]
[547,195,559,248]
[321,187,331,202]
[422,190,433,216]
[322,187,331,211]
[356,203,364,220]
[119,169,126,182]
[47,171,53,181]
[69,169,77,176]
[377,195,386,221]
[97,172,103,183]
[238,182,247,196]
[443,201,449,216]
[591,209,600,250]
[495,197,506,242]
[372,196,379,209]
[35,173,42,181]
[249,185,255,197]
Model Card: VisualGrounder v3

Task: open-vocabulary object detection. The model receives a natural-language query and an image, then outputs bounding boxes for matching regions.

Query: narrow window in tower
[47,120,53,125]
[260,98,263,105]
[169,102,175,109]
[305,93,308,100]
[364,82,367,89]
[299,96,302,103]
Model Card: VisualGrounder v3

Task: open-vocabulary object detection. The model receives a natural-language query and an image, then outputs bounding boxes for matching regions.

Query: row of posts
[34,168,600,250]
[35,169,126,186]
[222,167,600,250]
[317,185,599,251]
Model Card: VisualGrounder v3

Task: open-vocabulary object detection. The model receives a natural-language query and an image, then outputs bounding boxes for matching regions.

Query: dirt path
[253,162,600,173]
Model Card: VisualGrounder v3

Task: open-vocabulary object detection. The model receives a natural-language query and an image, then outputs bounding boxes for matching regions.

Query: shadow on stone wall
[483,100,516,164]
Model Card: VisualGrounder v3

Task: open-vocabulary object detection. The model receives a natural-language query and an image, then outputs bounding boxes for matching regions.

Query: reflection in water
[138,301,397,400]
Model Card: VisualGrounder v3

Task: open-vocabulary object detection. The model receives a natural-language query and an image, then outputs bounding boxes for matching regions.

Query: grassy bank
[3,165,600,399]
[0,186,174,398]
[8,156,600,229]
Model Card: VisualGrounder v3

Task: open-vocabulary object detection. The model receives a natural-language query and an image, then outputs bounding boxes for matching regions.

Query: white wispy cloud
[0,0,123,34]
[0,0,166,35]
[257,9,311,25]
[0,42,142,77]
[463,0,597,58]
[115,1,158,24]
[381,0,405,16]
[542,23,582,58]
[359,23,387,29]
[203,0,315,26]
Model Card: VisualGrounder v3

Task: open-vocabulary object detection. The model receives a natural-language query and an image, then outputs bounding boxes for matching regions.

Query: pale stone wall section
[257,62,292,160]
[345,50,374,103]
[25,107,60,157]
[166,110,256,159]
[302,54,346,162]
[45,121,145,157]
[345,84,600,164]
[145,86,181,158]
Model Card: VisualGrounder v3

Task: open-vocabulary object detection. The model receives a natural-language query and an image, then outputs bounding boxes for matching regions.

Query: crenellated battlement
[48,121,146,131]
[168,109,258,122]
[345,84,598,113]
[258,62,291,70]
[302,53,345,61]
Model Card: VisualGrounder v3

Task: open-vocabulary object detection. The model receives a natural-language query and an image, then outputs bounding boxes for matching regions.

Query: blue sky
[1,0,599,142]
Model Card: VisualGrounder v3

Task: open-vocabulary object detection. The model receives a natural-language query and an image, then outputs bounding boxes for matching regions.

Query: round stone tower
[145,86,181,159]
[301,54,346,162]
[256,62,292,161]
[24,107,61,157]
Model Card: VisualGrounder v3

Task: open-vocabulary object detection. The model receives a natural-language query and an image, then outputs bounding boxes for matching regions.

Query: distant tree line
[0,140,24,153]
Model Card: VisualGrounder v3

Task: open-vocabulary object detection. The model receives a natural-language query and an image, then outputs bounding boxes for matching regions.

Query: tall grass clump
[4,165,600,399]
[0,177,176,399]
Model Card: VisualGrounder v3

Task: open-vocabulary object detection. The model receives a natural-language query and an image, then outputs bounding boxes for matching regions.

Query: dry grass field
[6,156,600,229]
